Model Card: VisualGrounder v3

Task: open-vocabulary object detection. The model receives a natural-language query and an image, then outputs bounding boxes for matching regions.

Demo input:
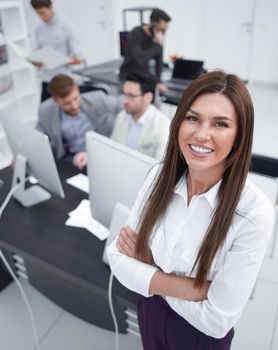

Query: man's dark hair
[150,8,171,23]
[30,0,52,9]
[124,73,157,100]
[48,74,76,98]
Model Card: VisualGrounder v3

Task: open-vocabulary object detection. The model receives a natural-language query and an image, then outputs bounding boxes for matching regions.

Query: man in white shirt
[30,0,83,101]
[111,73,170,160]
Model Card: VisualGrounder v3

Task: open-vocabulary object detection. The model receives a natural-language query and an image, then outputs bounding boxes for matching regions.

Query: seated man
[111,73,170,160]
[37,74,123,169]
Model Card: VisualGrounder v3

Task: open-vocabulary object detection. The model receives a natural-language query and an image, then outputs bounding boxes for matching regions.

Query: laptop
[164,59,204,91]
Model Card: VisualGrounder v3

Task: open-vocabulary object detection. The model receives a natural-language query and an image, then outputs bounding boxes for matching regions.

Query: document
[66,174,89,193]
[27,46,70,70]
[65,199,109,240]
[7,41,70,70]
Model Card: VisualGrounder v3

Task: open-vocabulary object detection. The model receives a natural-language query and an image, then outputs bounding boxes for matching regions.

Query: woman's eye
[185,115,198,122]
[216,122,228,128]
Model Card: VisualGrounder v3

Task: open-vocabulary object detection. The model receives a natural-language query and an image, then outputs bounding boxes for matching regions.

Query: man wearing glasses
[111,73,170,160]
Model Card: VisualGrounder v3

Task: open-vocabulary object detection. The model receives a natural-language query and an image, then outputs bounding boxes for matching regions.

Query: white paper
[66,174,89,193]
[6,42,70,70]
[28,46,70,70]
[6,40,28,58]
[66,199,109,240]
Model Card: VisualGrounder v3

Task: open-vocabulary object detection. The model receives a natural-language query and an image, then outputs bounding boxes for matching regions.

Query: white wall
[249,0,278,83]
[114,0,205,62]
[5,0,278,83]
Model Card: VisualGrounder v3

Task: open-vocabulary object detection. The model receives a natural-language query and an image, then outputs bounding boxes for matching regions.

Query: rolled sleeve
[107,239,158,297]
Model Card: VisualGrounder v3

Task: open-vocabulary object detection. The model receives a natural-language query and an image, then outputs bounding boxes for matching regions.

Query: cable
[0,250,40,350]
[108,272,119,350]
[0,179,40,350]
[0,181,23,218]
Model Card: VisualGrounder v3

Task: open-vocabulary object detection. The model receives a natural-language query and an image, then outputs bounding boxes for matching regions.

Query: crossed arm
[116,225,210,302]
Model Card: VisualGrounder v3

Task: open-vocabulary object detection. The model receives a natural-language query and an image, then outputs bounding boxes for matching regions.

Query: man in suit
[37,74,123,169]
[111,73,170,160]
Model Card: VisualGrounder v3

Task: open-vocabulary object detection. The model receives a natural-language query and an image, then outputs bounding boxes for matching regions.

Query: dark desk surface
[77,59,184,105]
[0,162,137,310]
[77,59,122,86]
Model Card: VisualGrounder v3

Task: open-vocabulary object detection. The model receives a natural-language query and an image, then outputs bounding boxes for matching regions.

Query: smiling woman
[107,70,274,350]
[178,92,238,199]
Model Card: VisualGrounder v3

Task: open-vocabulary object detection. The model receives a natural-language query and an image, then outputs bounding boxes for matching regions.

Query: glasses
[123,92,143,99]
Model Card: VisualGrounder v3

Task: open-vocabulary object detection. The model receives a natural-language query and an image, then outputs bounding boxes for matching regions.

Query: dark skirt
[137,295,234,350]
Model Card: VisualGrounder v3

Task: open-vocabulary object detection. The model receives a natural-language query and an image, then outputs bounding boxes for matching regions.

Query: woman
[107,71,274,349]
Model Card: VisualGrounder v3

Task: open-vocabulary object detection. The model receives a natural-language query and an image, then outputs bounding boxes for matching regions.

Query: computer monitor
[119,31,128,56]
[1,115,65,207]
[172,59,204,80]
[86,131,157,228]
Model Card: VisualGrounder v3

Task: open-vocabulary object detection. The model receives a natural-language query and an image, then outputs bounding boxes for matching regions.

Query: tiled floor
[0,279,143,350]
[0,82,277,349]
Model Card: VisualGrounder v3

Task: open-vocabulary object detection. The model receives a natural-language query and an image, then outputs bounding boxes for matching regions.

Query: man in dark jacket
[119,8,171,93]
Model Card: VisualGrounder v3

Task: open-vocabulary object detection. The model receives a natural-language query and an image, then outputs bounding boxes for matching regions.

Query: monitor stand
[12,154,51,207]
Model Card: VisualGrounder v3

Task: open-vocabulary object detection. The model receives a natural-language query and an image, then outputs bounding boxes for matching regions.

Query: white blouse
[107,165,274,338]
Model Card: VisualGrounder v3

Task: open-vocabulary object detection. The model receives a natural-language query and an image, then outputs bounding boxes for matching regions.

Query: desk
[78,59,122,88]
[0,162,136,333]
[77,59,184,105]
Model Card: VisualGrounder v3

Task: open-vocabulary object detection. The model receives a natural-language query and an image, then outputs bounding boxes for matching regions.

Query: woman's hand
[116,225,154,265]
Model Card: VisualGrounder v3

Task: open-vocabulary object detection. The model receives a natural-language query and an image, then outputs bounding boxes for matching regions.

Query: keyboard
[164,78,192,91]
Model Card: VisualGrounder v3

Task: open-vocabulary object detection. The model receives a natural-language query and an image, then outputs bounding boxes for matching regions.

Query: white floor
[0,82,278,350]
[0,278,143,350]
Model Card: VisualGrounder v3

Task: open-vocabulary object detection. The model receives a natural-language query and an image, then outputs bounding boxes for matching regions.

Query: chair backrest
[250,153,278,178]
[78,80,110,95]
[249,153,278,259]
[119,31,128,56]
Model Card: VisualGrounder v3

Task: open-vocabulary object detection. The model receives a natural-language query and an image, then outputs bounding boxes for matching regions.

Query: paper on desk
[66,199,109,240]
[66,173,89,193]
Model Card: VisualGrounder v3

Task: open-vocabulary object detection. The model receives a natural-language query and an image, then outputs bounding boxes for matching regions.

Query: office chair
[250,153,278,178]
[78,79,111,95]
[119,31,128,56]
[249,153,278,259]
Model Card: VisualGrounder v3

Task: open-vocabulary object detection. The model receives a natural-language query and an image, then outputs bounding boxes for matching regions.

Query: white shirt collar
[128,104,154,126]
[174,174,222,208]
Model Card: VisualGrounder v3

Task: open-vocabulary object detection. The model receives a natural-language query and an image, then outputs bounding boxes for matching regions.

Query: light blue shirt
[126,110,147,149]
[60,109,95,154]
[32,14,83,82]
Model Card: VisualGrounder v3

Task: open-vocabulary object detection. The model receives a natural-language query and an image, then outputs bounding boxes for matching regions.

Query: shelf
[0,89,16,109]
[17,90,37,100]
[7,35,26,42]
[0,62,11,76]
[0,1,37,137]
[11,61,30,73]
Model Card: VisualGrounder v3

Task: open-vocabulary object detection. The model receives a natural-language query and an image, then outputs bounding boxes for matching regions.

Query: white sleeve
[106,165,160,297]
[166,207,274,338]
[30,27,40,51]
[66,23,83,58]
[154,114,170,161]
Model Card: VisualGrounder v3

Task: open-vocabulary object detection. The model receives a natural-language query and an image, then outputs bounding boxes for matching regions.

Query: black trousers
[41,82,51,102]
[137,295,234,350]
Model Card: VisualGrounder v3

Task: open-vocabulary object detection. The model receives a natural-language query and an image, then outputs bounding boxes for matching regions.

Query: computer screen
[172,59,204,80]
[86,131,157,228]
[119,31,128,56]
[1,114,65,207]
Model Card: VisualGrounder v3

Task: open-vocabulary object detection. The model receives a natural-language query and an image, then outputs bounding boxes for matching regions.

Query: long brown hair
[135,70,254,288]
